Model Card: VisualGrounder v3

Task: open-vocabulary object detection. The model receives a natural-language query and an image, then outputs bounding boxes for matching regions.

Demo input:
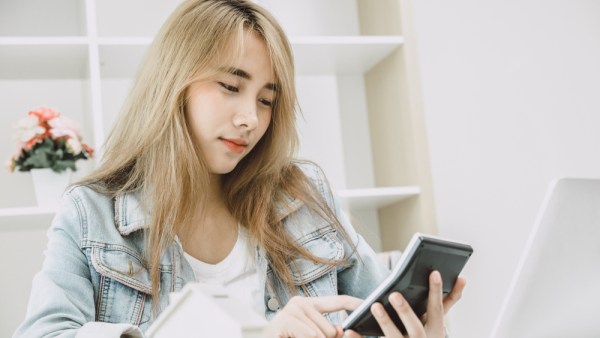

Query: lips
[220,138,248,154]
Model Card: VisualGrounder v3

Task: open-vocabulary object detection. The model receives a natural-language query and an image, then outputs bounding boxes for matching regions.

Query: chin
[209,162,239,175]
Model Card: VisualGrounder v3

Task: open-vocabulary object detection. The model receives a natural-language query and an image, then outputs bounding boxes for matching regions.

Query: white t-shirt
[182,225,262,314]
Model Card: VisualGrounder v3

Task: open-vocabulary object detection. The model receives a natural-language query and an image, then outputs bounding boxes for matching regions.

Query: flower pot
[31,168,72,208]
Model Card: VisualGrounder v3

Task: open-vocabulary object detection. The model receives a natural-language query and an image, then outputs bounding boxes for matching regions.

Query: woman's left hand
[345,270,466,338]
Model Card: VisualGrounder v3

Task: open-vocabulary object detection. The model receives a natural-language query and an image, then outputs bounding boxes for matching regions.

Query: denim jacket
[14,162,390,338]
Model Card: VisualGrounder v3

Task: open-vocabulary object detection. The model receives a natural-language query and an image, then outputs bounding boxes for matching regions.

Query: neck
[205,174,225,207]
[180,174,239,263]
[195,174,235,228]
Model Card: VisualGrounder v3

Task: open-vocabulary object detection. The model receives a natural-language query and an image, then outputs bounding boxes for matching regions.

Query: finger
[389,292,426,337]
[370,302,403,338]
[287,317,326,338]
[343,329,363,338]
[307,295,364,314]
[425,270,445,336]
[266,310,322,338]
[443,276,466,314]
[286,297,334,336]
[302,306,338,338]
[334,326,345,338]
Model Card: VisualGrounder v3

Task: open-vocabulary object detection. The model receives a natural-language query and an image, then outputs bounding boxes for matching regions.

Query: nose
[233,103,259,130]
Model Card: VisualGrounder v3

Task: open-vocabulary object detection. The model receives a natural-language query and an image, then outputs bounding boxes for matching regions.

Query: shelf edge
[0,37,89,45]
[0,207,57,217]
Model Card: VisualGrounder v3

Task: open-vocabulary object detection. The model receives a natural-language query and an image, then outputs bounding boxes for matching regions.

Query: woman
[14,1,465,337]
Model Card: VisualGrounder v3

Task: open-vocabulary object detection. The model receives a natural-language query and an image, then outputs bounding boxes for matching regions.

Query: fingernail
[433,271,442,284]
[372,305,384,318]
[389,293,403,307]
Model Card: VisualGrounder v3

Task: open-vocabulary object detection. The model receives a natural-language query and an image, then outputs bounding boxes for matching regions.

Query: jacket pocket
[289,230,344,285]
[91,246,152,326]
[91,246,152,294]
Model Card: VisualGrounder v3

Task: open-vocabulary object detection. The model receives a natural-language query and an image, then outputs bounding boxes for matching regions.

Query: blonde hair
[81,0,350,311]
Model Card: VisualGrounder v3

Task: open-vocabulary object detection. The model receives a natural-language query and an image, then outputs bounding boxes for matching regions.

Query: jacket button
[267,297,280,311]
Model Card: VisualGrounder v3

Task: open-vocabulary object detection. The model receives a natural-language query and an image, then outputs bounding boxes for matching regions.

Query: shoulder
[40,184,116,254]
[293,159,326,181]
[277,160,339,232]
[62,184,115,224]
[64,183,113,204]
[58,184,145,246]
[291,160,332,199]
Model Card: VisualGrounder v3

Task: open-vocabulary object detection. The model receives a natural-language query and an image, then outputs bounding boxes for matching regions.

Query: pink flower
[48,117,83,154]
[28,107,60,122]
[23,137,43,151]
[15,116,45,151]
[48,116,80,137]
[67,138,83,154]
[82,144,94,157]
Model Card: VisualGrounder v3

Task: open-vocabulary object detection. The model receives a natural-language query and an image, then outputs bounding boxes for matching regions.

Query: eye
[258,98,273,108]
[218,82,239,93]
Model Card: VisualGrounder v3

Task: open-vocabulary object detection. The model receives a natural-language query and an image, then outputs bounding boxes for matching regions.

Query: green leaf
[22,150,51,168]
[12,136,92,172]
[52,160,76,173]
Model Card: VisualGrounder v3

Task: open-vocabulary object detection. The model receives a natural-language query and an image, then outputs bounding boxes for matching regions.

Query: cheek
[186,108,203,138]
[187,96,219,139]
[258,112,272,136]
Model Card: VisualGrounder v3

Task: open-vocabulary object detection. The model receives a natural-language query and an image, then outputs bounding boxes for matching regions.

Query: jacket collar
[114,190,149,235]
[114,190,304,236]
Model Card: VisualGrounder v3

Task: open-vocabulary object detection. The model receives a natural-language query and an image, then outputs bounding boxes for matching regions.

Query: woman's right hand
[264,295,363,338]
[345,271,467,338]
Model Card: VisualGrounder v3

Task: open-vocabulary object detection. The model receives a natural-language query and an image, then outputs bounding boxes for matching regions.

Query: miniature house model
[146,283,267,338]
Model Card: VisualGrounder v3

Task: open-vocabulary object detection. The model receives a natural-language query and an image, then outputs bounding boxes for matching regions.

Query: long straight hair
[80,0,351,310]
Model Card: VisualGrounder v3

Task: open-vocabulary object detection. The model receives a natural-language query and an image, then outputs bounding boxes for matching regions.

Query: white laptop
[490,178,600,338]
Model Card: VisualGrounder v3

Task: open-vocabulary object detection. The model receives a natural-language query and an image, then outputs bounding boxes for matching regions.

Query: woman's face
[186,31,275,174]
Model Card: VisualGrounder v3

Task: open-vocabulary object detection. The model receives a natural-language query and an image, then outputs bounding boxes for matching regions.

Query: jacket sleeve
[12,191,144,338]
[299,161,391,298]
[331,190,391,299]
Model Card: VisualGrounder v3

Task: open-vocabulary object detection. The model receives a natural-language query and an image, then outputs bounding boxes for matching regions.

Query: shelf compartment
[98,42,150,78]
[0,76,95,211]
[0,0,86,37]
[0,211,55,231]
[95,1,179,38]
[292,36,403,75]
[0,42,89,79]
[338,186,420,209]
[257,0,361,36]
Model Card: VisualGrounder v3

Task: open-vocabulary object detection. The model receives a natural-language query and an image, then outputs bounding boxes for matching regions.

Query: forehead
[220,30,275,81]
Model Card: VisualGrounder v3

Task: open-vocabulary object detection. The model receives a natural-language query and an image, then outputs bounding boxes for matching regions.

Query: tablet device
[342,232,473,336]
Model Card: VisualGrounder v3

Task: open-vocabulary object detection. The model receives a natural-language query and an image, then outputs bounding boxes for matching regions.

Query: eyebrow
[223,67,277,92]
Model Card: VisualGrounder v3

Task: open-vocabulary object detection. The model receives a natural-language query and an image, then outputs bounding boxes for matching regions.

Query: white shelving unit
[0,0,436,242]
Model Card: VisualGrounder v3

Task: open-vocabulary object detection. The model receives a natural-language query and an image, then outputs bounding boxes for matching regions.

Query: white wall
[411,1,600,337]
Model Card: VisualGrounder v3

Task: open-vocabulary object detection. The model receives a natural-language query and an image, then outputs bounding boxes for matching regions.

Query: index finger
[306,295,363,314]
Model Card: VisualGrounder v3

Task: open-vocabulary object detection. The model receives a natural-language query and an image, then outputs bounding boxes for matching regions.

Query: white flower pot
[31,168,72,208]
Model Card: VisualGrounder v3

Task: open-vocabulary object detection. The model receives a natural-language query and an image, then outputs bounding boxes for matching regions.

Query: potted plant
[6,107,94,207]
